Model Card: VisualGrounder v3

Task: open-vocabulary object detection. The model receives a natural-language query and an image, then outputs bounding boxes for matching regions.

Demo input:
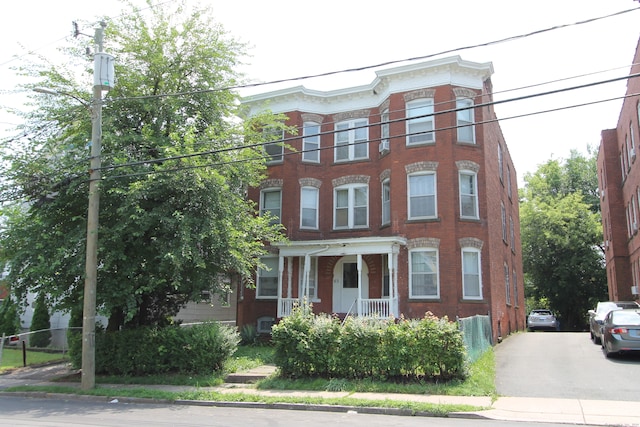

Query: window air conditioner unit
[634,222,638,232]
[601,190,605,198]
[605,240,609,249]
[379,140,390,153]
[631,285,639,295]
[632,149,637,161]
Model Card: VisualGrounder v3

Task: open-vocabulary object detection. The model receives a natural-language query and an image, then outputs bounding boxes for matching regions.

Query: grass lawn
[0,347,68,372]
[2,344,496,414]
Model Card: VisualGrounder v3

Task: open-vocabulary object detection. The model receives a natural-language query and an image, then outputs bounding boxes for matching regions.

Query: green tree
[30,293,51,347]
[520,150,607,330]
[0,298,21,338]
[0,0,287,330]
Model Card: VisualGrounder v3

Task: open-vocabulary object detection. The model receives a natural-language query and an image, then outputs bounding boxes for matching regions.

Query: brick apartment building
[239,56,525,342]
[598,36,640,302]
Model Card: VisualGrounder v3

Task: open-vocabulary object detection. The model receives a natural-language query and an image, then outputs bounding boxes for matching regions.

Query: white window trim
[409,248,440,299]
[300,186,319,230]
[256,257,279,300]
[408,172,437,220]
[504,263,511,305]
[334,119,369,162]
[456,97,475,144]
[302,122,321,163]
[459,170,479,219]
[461,248,482,300]
[264,127,284,164]
[260,187,282,224]
[406,98,435,145]
[333,184,369,230]
[381,179,391,226]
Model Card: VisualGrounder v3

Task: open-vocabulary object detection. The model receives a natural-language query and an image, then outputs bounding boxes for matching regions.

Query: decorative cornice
[379,99,390,112]
[379,169,391,182]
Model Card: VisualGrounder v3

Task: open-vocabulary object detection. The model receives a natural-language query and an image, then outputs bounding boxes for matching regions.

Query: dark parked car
[588,301,640,344]
[527,309,558,331]
[601,309,640,358]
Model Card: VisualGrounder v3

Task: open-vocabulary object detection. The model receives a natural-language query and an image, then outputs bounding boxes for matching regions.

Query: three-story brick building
[598,36,640,302]
[239,56,525,342]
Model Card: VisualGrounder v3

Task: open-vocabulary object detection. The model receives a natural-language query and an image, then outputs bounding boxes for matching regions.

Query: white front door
[332,256,369,313]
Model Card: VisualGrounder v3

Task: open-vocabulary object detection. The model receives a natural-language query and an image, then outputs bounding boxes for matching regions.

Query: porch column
[387,250,394,305]
[277,255,284,317]
[357,254,363,316]
[393,251,399,317]
[286,256,293,298]
[303,254,311,301]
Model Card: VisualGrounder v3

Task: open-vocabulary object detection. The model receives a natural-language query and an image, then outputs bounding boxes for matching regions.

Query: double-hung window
[334,184,368,229]
[260,188,282,225]
[406,99,434,145]
[380,109,390,152]
[302,122,320,163]
[335,119,368,162]
[462,248,482,299]
[263,127,284,164]
[409,249,439,298]
[456,97,475,143]
[300,186,319,229]
[408,173,436,219]
[381,179,390,225]
[459,171,478,219]
[256,257,278,299]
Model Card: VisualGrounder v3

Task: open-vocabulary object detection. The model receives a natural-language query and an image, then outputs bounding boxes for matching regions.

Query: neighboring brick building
[240,56,525,343]
[598,36,640,302]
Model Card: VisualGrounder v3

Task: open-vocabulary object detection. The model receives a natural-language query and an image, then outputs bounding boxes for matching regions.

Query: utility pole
[81,21,114,390]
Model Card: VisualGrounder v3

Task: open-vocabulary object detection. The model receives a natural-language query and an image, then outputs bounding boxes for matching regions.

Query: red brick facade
[598,37,640,302]
[239,57,525,343]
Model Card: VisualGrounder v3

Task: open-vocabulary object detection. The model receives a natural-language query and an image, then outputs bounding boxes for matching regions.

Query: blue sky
[1,0,639,185]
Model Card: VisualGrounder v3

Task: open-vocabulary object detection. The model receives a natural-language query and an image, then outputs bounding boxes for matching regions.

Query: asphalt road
[494,331,640,401]
[0,396,577,427]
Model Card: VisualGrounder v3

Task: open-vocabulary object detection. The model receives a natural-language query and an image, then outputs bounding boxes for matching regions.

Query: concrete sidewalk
[1,362,639,426]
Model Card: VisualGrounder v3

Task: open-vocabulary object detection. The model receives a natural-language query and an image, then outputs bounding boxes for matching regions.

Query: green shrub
[240,324,258,345]
[69,322,240,376]
[30,293,52,348]
[0,298,21,338]
[271,308,468,382]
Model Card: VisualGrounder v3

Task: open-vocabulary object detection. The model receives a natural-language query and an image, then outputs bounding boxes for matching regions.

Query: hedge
[271,307,467,381]
[69,322,240,376]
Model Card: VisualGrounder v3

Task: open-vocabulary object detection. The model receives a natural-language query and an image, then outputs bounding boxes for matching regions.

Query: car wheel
[603,342,615,358]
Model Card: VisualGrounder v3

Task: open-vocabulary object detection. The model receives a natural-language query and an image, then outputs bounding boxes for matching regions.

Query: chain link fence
[458,314,493,363]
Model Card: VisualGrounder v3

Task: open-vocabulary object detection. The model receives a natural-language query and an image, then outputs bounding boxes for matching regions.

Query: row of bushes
[69,322,239,376]
[271,307,467,381]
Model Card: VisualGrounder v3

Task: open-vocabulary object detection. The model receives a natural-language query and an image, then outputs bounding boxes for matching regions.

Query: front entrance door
[332,256,369,313]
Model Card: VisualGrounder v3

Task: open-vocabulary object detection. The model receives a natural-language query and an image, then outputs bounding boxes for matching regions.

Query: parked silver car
[527,309,558,331]
[601,308,640,358]
[588,301,640,344]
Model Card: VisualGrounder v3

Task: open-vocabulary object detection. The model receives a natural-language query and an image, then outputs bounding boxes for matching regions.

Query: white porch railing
[278,298,298,318]
[278,297,397,318]
[359,298,397,318]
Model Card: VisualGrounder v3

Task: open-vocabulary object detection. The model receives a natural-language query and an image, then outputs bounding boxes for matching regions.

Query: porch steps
[224,364,277,384]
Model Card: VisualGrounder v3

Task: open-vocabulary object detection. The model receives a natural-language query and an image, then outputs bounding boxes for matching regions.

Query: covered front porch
[273,236,406,319]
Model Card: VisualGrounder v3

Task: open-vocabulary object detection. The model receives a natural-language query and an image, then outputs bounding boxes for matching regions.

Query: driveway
[494,332,640,401]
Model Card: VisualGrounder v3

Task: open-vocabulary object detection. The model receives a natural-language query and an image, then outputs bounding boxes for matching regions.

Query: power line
[97,71,640,173]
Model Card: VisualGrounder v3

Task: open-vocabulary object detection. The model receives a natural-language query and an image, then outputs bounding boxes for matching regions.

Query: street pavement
[1,362,639,426]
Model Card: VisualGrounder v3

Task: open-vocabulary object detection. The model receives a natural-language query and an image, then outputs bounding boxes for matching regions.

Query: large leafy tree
[0,1,286,330]
[520,149,607,330]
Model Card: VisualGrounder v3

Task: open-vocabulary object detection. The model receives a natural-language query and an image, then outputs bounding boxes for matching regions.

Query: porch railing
[278,297,298,318]
[278,297,397,319]
[359,298,397,318]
